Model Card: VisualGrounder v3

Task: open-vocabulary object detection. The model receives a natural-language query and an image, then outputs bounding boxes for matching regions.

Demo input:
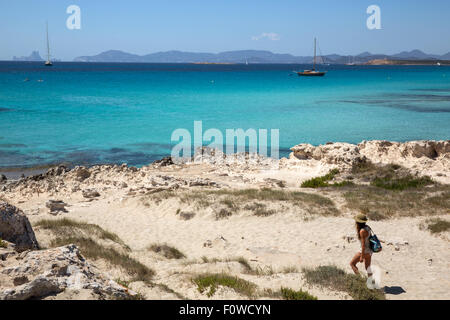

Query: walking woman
[350,214,374,277]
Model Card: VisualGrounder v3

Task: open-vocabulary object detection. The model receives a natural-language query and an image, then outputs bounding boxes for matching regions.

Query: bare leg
[364,254,372,277]
[350,253,361,274]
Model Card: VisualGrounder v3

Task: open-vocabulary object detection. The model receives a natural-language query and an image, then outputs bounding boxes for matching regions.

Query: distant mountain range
[12,49,450,64]
[73,49,450,64]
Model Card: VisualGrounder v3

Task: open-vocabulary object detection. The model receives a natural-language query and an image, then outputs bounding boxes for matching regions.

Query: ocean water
[0,62,449,168]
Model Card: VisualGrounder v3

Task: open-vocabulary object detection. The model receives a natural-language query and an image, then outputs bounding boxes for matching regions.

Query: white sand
[1,140,449,300]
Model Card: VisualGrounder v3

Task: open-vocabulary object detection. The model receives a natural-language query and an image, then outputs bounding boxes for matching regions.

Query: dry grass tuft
[303,265,385,300]
[36,218,154,284]
[244,202,276,217]
[35,218,129,249]
[425,218,450,234]
[148,243,186,259]
[344,185,450,218]
[50,236,154,283]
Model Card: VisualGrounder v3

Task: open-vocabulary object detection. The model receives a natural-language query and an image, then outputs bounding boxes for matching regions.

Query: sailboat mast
[313,38,316,71]
[46,22,50,61]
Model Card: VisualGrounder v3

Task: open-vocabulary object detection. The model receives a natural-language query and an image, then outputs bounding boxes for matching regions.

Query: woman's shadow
[383,286,406,295]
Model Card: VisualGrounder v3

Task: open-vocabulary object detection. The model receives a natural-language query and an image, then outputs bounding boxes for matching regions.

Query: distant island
[366,58,450,66]
[12,51,61,63]
[10,49,450,64]
[13,51,44,62]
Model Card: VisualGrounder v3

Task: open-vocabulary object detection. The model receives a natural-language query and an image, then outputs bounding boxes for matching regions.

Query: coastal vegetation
[148,243,186,259]
[424,218,450,234]
[303,265,385,300]
[175,188,337,216]
[36,218,154,284]
[278,287,318,300]
[343,185,449,219]
[300,169,341,188]
[35,218,129,249]
[193,273,257,298]
[193,272,317,299]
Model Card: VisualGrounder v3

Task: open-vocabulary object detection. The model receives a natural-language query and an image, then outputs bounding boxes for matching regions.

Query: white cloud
[251,32,280,41]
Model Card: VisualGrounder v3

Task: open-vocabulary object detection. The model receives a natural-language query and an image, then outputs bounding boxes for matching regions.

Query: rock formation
[0,201,135,300]
[0,243,132,300]
[0,202,39,252]
[289,140,450,182]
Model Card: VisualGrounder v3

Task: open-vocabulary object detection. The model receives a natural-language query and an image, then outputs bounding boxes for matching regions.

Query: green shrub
[301,169,340,188]
[193,273,257,298]
[280,287,318,300]
[0,238,7,248]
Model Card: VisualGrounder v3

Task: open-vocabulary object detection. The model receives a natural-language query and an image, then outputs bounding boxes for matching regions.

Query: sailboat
[346,56,356,66]
[297,38,326,76]
[44,22,53,66]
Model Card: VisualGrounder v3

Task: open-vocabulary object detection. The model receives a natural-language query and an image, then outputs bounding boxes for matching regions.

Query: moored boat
[297,38,326,77]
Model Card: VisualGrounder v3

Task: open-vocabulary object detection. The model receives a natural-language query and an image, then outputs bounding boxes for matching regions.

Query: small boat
[297,38,326,77]
[346,56,356,66]
[44,22,53,66]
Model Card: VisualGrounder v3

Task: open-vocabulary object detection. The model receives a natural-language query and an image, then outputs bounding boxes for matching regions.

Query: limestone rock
[152,156,174,167]
[45,200,68,215]
[0,244,132,300]
[290,142,363,166]
[82,189,100,199]
[179,212,195,221]
[45,165,68,177]
[0,240,17,261]
[74,167,91,182]
[0,202,39,252]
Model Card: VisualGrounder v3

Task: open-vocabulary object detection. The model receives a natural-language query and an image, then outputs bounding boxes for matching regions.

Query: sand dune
[1,140,449,300]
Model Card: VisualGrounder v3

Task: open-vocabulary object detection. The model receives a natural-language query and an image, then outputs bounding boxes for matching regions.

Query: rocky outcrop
[358,140,450,161]
[0,244,132,300]
[152,156,174,167]
[74,167,91,182]
[288,140,450,183]
[45,165,69,177]
[290,140,450,163]
[290,142,365,166]
[0,202,39,252]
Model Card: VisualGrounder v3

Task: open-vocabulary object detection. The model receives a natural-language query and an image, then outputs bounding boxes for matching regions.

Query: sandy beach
[1,140,449,300]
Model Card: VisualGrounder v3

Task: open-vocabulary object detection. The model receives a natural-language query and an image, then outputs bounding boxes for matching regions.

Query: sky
[1,0,450,61]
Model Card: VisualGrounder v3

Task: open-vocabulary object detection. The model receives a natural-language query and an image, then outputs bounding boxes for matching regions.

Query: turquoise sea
[0,62,449,168]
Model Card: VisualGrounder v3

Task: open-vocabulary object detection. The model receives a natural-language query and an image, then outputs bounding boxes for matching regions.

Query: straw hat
[354,214,368,223]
